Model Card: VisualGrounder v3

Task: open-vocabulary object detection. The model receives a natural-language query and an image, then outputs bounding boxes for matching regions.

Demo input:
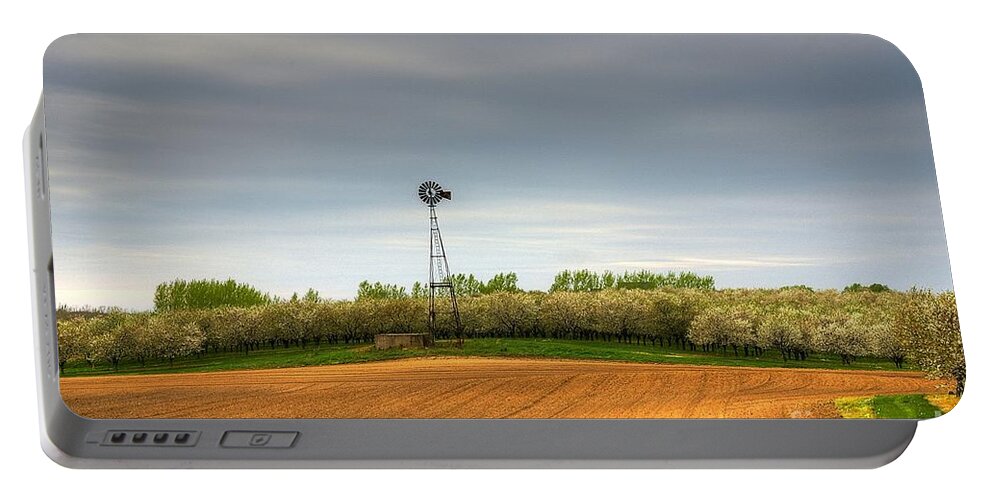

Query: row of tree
[58,287,965,394]
[149,270,717,310]
[549,269,716,292]
[153,279,275,311]
[361,270,716,299]
[360,272,524,300]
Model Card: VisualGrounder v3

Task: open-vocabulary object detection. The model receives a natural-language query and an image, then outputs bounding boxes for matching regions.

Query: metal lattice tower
[418,181,461,334]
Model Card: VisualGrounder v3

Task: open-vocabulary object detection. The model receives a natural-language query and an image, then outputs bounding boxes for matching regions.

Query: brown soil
[60,357,948,419]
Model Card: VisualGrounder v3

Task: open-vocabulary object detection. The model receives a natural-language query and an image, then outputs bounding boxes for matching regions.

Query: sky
[42,34,953,309]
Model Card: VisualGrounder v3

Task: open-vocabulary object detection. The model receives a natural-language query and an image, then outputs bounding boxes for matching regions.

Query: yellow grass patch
[835,396,875,419]
[926,394,960,414]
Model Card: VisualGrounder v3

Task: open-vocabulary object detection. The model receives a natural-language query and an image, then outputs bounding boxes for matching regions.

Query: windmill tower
[418,181,461,335]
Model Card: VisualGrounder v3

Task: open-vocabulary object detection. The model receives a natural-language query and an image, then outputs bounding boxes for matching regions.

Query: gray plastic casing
[25,92,918,469]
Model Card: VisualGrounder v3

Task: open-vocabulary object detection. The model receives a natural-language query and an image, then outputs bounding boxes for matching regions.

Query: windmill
[418,181,461,335]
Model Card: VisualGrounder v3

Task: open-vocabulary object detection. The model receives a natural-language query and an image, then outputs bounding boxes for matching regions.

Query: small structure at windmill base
[374,180,461,350]
[374,333,435,350]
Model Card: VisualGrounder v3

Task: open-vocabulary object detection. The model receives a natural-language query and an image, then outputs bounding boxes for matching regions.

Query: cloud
[41,35,952,308]
[609,256,826,271]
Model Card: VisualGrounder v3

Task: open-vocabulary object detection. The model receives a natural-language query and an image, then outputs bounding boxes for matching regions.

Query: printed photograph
[45,34,964,419]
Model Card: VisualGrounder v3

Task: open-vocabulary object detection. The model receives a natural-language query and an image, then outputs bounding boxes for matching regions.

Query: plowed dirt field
[61,357,948,419]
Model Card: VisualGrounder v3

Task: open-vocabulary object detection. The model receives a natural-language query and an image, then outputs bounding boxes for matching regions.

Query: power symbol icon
[249,434,271,446]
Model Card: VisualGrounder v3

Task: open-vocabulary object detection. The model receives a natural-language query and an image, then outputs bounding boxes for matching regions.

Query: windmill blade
[418,180,450,206]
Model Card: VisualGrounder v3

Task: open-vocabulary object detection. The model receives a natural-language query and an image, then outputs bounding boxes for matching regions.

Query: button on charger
[220,431,298,448]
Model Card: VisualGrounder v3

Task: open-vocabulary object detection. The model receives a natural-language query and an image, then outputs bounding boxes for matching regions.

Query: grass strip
[62,337,913,378]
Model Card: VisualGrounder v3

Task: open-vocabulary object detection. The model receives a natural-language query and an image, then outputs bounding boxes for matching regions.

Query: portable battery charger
[25,34,965,468]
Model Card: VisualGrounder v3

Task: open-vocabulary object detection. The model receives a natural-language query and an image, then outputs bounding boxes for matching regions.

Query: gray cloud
[43,35,951,309]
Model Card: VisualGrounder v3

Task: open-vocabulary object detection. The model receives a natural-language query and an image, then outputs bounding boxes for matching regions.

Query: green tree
[540,292,593,340]
[551,269,714,292]
[89,312,140,370]
[357,281,408,300]
[688,305,756,356]
[594,290,650,343]
[817,313,873,365]
[895,290,965,395]
[759,307,817,362]
[649,291,702,350]
[56,317,94,370]
[147,315,204,366]
[450,274,484,296]
[480,272,521,294]
[482,292,539,338]
[844,283,892,293]
[154,278,272,311]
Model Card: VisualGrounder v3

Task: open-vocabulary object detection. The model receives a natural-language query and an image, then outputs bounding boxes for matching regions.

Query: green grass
[835,394,943,419]
[869,394,944,419]
[61,337,912,378]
